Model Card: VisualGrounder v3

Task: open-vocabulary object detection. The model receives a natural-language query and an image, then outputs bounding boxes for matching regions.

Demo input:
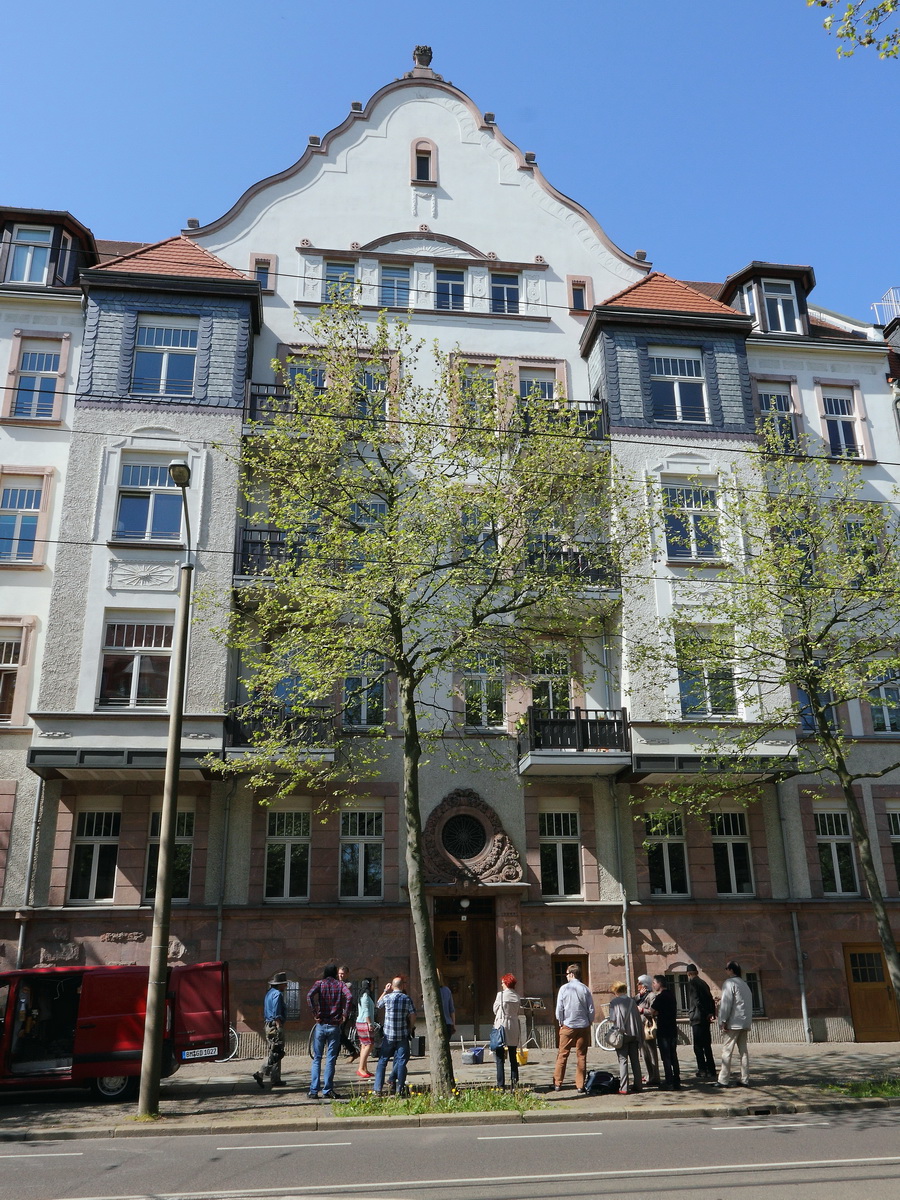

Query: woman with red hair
[492,973,522,1088]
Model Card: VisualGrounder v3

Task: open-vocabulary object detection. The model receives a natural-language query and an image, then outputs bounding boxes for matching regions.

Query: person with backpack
[491,973,522,1089]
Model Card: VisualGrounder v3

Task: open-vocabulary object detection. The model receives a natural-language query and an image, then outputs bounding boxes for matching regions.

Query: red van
[0,961,229,1101]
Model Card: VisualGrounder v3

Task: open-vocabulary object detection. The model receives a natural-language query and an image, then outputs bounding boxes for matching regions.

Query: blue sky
[4,0,896,319]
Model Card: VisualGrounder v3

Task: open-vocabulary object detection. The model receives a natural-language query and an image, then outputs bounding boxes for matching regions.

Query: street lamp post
[138,461,193,1118]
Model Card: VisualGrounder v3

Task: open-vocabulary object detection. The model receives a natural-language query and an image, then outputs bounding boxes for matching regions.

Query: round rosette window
[440,813,488,860]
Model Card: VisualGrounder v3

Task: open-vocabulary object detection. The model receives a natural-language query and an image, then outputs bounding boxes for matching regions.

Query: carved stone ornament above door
[422,788,523,885]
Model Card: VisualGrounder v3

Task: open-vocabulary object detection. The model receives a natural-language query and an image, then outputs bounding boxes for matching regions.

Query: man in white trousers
[716,960,753,1088]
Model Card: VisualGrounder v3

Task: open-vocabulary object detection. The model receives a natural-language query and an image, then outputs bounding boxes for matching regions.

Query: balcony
[235,527,292,577]
[517,705,631,775]
[525,546,619,590]
[246,383,298,423]
[224,703,335,763]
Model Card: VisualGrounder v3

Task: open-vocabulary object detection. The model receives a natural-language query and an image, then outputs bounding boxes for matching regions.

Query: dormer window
[410,139,438,185]
[6,227,52,285]
[762,279,800,333]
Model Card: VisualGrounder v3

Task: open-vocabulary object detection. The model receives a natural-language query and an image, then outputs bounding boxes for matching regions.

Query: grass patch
[334,1085,548,1117]
[823,1077,900,1099]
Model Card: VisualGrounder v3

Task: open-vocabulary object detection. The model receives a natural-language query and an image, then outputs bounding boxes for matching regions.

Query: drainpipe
[16,778,44,969]
[776,782,812,1043]
[215,778,237,963]
[612,785,631,992]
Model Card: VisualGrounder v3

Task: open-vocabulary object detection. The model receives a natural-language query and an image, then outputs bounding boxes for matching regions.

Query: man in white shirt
[553,963,595,1093]
[716,960,754,1088]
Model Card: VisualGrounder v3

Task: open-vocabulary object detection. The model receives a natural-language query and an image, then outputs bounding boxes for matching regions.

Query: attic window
[762,280,800,334]
[411,139,438,185]
[250,254,277,294]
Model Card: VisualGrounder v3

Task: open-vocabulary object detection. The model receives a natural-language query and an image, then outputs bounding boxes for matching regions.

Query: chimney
[635,249,647,261]
[186,219,200,229]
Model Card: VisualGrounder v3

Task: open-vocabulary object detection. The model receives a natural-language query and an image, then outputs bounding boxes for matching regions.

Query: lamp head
[168,461,191,488]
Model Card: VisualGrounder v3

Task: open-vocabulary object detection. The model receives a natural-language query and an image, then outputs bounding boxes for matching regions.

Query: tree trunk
[838,769,900,1024]
[397,674,456,1095]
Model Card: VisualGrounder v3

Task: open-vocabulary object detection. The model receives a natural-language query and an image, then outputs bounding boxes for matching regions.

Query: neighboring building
[0,51,897,1045]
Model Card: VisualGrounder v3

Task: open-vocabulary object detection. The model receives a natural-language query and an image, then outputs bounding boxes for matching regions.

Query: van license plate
[182,1046,218,1060]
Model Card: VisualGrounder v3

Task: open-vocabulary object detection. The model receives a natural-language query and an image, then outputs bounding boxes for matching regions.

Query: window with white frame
[814,810,858,894]
[491,274,520,315]
[6,226,52,284]
[343,656,385,727]
[463,653,504,727]
[710,812,754,895]
[888,808,900,888]
[436,269,465,311]
[822,387,860,458]
[758,387,796,447]
[649,348,706,422]
[645,813,690,896]
[762,280,800,333]
[461,505,497,557]
[348,500,387,570]
[570,280,588,312]
[0,477,41,561]
[519,367,556,402]
[538,810,582,897]
[662,483,720,560]
[253,258,272,290]
[339,810,383,898]
[57,233,73,284]
[114,460,184,542]
[12,338,61,419]
[736,282,757,322]
[264,810,311,900]
[323,262,355,303]
[354,366,387,420]
[531,649,571,718]
[380,265,411,308]
[677,628,737,717]
[414,142,435,182]
[69,810,120,902]
[0,629,22,724]
[132,317,198,396]
[98,617,173,708]
[288,363,327,394]
[145,810,194,901]
[869,671,900,732]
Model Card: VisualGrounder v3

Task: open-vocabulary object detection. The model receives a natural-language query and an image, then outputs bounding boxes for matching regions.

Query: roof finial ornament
[413,45,433,67]
[405,45,442,80]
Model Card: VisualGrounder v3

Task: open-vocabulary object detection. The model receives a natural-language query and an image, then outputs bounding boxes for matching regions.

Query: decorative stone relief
[522,270,546,316]
[108,561,178,592]
[411,190,437,220]
[413,264,434,309]
[661,942,678,954]
[376,239,472,259]
[168,935,186,960]
[602,925,622,937]
[469,265,489,313]
[39,939,83,965]
[422,788,524,885]
[358,258,379,306]
[101,931,146,943]
[300,255,323,301]
[608,953,625,966]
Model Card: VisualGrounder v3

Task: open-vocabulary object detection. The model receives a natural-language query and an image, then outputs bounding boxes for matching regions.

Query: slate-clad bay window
[436,270,465,311]
[645,813,690,896]
[463,653,504,727]
[649,349,706,422]
[823,388,860,458]
[6,227,52,284]
[491,274,520,315]
[145,810,194,901]
[98,618,173,708]
[132,317,198,396]
[265,811,311,901]
[380,266,410,307]
[539,811,582,897]
[710,812,754,895]
[0,630,22,724]
[12,339,61,419]
[662,484,719,560]
[69,810,120,903]
[114,460,183,542]
[0,479,41,561]
[340,810,383,898]
[815,810,858,894]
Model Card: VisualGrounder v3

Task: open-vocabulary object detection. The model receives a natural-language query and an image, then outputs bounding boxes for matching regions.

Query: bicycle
[215,1024,240,1062]
[593,1019,618,1053]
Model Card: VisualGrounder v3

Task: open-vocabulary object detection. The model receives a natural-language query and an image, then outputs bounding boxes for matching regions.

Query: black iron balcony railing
[235,527,291,576]
[518,705,630,755]
[525,546,620,589]
[246,383,299,422]
[224,703,334,749]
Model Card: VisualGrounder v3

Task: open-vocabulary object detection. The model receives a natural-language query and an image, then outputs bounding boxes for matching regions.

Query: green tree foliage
[213,302,642,1093]
[628,424,900,1017]
[809,1,900,57]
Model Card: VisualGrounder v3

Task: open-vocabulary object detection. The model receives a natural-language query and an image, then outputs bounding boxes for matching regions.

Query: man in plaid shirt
[307,963,352,1099]
[373,977,416,1096]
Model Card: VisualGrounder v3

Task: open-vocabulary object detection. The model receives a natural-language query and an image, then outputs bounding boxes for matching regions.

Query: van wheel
[90,1075,138,1102]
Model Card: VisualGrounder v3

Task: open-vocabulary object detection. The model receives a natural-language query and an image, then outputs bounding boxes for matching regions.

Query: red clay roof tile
[599,272,742,316]
[92,235,250,282]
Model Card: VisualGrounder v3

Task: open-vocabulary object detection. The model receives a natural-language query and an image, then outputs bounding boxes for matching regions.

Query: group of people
[251,958,755,1101]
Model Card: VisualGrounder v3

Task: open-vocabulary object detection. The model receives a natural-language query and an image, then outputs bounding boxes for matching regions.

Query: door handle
[78,1022,96,1029]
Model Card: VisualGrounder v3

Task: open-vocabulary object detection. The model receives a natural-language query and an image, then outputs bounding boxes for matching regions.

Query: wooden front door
[434,899,497,1033]
[844,944,900,1041]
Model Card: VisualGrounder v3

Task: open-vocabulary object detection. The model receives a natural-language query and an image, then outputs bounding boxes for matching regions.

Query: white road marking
[712,1121,831,1130]
[217,1143,352,1151]
[63,1152,900,1198]
[478,1130,604,1139]
[0,1151,83,1159]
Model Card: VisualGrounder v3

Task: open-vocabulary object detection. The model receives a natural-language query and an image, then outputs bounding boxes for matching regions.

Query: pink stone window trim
[0,464,55,568]
[2,328,71,423]
[410,138,438,185]
[0,615,35,727]
[566,276,594,314]
[813,376,873,461]
[250,253,277,295]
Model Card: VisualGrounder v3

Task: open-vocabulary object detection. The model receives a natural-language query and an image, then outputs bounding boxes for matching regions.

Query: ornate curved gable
[422,788,524,885]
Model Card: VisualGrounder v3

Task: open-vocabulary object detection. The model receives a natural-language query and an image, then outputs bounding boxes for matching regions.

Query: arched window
[411,139,438,185]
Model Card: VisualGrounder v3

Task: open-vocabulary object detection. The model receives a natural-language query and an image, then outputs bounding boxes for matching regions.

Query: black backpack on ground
[584,1069,618,1095]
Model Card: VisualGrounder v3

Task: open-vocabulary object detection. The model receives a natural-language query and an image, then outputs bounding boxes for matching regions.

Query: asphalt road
[4,1110,900,1200]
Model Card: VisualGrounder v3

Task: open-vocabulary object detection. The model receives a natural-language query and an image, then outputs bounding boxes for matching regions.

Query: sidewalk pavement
[0,1042,897,1140]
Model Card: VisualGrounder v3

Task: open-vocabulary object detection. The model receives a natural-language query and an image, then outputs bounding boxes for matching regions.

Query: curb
[2,1093,897,1141]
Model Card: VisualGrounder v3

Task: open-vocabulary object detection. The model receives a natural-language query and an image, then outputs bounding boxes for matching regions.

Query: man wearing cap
[253,970,288,1090]
[686,964,717,1078]
[635,974,660,1086]
[717,960,753,1088]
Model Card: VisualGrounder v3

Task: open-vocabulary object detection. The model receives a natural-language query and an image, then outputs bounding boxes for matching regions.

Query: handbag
[605,1025,626,1051]
[489,1026,506,1052]
[643,1014,658,1042]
